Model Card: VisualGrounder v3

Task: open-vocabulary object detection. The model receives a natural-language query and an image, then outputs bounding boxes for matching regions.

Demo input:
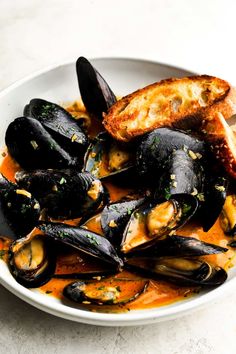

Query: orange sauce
[0,101,235,313]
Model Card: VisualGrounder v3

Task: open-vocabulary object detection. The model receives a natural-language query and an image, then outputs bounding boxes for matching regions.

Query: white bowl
[0,58,234,326]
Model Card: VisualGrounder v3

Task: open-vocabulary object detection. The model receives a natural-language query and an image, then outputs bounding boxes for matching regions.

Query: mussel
[16,170,107,219]
[0,173,40,238]
[136,128,206,177]
[83,132,135,179]
[38,223,123,270]
[125,257,227,286]
[129,235,228,257]
[76,57,116,119]
[220,195,236,235]
[121,194,198,253]
[24,98,88,159]
[63,279,148,305]
[9,232,56,288]
[200,176,228,232]
[100,197,145,247]
[5,117,77,170]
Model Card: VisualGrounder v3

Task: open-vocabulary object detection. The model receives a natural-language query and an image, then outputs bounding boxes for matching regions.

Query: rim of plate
[0,57,234,326]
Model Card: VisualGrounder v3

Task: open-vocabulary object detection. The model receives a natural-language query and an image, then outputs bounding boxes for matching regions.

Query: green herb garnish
[164,187,171,200]
[59,177,67,185]
[182,203,191,216]
[98,286,105,290]
[0,250,6,259]
[85,233,100,246]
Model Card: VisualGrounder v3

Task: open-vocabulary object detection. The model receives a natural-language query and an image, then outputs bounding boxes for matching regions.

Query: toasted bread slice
[103,75,235,142]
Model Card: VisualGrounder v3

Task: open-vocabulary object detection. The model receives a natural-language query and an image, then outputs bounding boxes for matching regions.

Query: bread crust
[103,75,234,142]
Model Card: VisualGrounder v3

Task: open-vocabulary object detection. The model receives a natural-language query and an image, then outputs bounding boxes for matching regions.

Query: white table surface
[1,0,236,353]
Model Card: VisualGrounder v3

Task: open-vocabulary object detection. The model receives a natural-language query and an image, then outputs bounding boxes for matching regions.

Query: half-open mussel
[24,98,88,159]
[76,57,116,119]
[0,173,40,238]
[121,194,198,253]
[125,257,227,286]
[100,197,145,247]
[136,128,206,177]
[129,235,228,257]
[63,279,148,305]
[9,232,56,288]
[16,170,107,219]
[83,132,135,179]
[38,223,123,270]
[220,195,236,235]
[5,117,77,170]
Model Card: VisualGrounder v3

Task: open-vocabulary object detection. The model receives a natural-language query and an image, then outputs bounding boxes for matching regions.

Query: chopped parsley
[85,233,100,246]
[182,203,192,216]
[21,203,31,214]
[127,207,132,215]
[98,286,105,290]
[59,177,67,185]
[164,187,171,200]
[0,250,6,259]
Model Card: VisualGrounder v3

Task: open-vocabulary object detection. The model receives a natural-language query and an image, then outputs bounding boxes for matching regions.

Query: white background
[1,0,236,353]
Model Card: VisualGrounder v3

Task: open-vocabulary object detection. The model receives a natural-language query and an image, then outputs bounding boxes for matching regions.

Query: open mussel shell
[136,128,206,178]
[121,194,198,254]
[125,257,227,287]
[5,117,77,170]
[0,174,40,238]
[100,197,145,247]
[76,57,116,119]
[63,279,148,305]
[84,132,135,179]
[200,176,228,232]
[129,235,228,257]
[9,233,56,288]
[24,99,88,159]
[155,149,205,199]
[220,195,236,236]
[16,170,106,219]
[38,223,124,270]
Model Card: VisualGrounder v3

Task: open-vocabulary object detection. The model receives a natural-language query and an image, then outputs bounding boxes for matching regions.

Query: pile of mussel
[1,57,236,308]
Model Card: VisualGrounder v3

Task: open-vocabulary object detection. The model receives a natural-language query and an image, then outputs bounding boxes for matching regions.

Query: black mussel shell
[5,117,77,170]
[9,233,56,288]
[0,174,40,238]
[83,132,135,179]
[130,235,228,257]
[121,194,198,254]
[136,128,206,177]
[125,257,227,287]
[219,195,236,236]
[16,170,106,219]
[155,149,205,199]
[38,223,123,270]
[76,57,116,119]
[24,99,88,159]
[100,197,145,247]
[201,176,228,232]
[63,279,148,305]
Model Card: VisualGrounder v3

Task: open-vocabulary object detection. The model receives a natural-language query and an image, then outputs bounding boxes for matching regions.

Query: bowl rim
[0,57,234,326]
